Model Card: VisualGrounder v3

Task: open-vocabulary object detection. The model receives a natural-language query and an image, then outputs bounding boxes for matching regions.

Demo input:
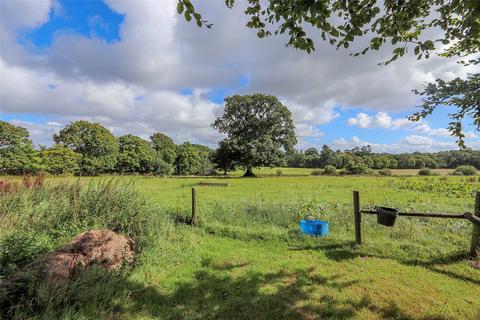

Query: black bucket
[377,207,399,227]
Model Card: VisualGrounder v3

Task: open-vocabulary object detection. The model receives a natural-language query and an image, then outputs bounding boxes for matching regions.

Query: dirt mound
[1,230,135,310]
[36,229,135,282]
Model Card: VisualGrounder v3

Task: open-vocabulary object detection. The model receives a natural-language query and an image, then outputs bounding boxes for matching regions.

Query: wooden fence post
[191,188,197,226]
[470,191,480,257]
[353,191,362,245]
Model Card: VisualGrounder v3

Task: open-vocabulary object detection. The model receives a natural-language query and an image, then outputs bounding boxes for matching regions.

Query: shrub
[346,163,369,175]
[322,165,337,175]
[337,169,347,176]
[454,165,477,176]
[0,232,54,278]
[418,168,433,176]
[378,169,392,176]
[276,169,282,176]
[310,169,322,176]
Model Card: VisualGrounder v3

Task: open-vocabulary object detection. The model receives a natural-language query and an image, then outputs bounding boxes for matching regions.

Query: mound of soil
[1,230,135,310]
[38,229,135,282]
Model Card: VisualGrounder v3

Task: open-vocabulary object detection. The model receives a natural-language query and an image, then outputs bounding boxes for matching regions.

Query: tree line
[0,120,213,176]
[286,145,480,174]
[1,94,479,176]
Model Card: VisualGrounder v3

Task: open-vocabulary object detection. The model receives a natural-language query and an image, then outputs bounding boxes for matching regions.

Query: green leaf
[176,1,184,14]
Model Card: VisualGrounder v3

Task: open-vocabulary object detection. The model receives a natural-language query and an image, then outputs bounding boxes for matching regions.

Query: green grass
[1,170,480,319]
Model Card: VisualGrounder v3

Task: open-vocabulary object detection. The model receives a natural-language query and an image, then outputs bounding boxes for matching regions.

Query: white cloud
[0,0,478,149]
[347,112,415,129]
[414,124,453,137]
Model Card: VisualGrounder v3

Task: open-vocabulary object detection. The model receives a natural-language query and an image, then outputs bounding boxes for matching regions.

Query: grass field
[1,170,480,319]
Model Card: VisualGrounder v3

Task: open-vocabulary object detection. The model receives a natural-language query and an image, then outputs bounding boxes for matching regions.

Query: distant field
[1,171,479,319]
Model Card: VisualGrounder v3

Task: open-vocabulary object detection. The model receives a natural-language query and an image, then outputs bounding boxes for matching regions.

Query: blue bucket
[299,220,329,236]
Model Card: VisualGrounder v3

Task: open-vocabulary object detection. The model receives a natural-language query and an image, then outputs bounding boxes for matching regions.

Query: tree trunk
[243,167,256,177]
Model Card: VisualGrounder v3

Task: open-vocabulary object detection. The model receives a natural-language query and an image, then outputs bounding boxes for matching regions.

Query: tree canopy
[39,145,81,174]
[117,134,155,173]
[179,0,479,60]
[0,121,39,175]
[151,132,177,165]
[179,0,480,147]
[410,73,480,149]
[53,120,118,175]
[212,94,297,176]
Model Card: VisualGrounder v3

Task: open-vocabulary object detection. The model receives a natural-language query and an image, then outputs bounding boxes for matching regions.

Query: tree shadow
[122,259,447,320]
[5,257,457,319]
[311,244,480,286]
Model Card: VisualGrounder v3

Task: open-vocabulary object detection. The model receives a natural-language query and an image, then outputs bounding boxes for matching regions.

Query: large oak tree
[212,94,296,176]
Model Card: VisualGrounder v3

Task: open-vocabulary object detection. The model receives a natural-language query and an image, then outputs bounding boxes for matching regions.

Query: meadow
[1,169,479,319]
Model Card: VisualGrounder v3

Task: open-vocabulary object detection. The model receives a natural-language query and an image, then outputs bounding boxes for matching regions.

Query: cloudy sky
[0,0,478,152]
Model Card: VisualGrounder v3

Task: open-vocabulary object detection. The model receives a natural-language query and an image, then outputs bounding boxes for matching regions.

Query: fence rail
[353,190,480,258]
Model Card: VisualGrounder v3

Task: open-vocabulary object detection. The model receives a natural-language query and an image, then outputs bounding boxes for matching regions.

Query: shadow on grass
[5,258,456,319]
[124,259,445,320]
[286,240,480,285]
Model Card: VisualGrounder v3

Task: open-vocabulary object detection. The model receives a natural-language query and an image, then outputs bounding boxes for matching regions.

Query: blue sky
[1,0,478,151]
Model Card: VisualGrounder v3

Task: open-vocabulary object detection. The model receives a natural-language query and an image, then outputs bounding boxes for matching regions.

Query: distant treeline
[285,145,480,172]
[1,120,478,176]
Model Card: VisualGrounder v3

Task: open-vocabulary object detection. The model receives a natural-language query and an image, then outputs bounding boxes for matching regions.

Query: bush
[454,165,477,176]
[276,169,282,176]
[0,232,54,278]
[378,169,392,176]
[153,158,173,175]
[311,169,322,176]
[322,165,337,175]
[346,163,369,175]
[418,168,433,176]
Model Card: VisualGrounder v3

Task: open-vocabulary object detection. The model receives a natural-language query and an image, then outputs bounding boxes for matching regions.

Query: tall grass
[0,178,169,319]
[169,197,471,262]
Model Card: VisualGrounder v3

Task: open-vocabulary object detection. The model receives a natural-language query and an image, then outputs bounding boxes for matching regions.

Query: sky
[0,0,479,153]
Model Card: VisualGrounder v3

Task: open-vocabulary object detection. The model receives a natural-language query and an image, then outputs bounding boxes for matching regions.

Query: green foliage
[410,74,480,148]
[179,0,480,60]
[310,169,322,176]
[454,165,478,176]
[418,168,433,176]
[39,145,80,174]
[150,132,177,165]
[0,121,40,174]
[386,177,477,198]
[54,121,118,175]
[152,157,173,175]
[346,162,369,175]
[212,94,297,176]
[117,134,155,173]
[212,140,238,174]
[175,142,213,175]
[0,232,54,278]
[323,165,337,175]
